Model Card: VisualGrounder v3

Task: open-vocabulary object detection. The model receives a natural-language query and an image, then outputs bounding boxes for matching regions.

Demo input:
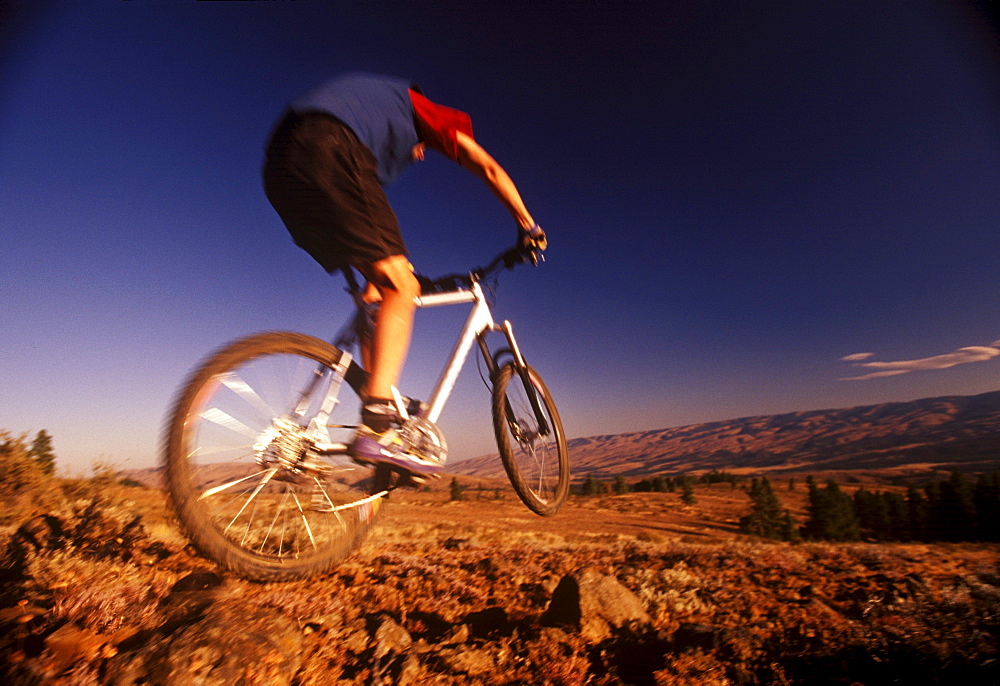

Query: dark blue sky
[3,1,999,473]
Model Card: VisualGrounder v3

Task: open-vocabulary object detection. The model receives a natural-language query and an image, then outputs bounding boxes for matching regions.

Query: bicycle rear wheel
[163,331,388,581]
[491,363,569,516]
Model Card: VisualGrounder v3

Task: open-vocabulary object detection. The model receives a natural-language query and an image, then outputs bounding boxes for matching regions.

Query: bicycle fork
[477,321,551,438]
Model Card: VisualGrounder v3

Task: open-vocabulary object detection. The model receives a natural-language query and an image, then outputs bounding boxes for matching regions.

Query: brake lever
[523,246,545,266]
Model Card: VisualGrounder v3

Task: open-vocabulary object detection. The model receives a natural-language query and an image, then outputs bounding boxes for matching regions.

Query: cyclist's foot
[348,425,445,477]
[361,396,427,429]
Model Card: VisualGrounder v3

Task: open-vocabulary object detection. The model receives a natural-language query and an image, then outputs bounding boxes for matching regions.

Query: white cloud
[840,352,874,362]
[839,342,1000,381]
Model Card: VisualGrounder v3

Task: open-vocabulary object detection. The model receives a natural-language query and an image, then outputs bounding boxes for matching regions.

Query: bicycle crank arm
[311,441,351,456]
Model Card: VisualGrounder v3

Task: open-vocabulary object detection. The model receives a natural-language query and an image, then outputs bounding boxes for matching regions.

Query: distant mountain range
[450,390,1000,480]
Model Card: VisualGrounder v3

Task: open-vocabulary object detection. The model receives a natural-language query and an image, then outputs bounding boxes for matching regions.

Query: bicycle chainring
[396,416,448,466]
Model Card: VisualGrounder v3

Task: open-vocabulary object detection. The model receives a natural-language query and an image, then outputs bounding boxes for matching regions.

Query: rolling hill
[451,390,1000,480]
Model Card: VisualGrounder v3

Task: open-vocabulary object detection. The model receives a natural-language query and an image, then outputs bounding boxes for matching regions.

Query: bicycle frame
[314,270,546,443]
[162,245,564,582]
[414,279,518,424]
[294,246,553,463]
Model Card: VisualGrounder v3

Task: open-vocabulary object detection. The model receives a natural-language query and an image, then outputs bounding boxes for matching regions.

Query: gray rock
[109,602,303,686]
[436,645,496,676]
[542,568,652,643]
[372,614,413,658]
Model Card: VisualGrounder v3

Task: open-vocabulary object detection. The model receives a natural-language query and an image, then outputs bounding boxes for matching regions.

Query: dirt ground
[380,478,807,541]
[2,479,998,685]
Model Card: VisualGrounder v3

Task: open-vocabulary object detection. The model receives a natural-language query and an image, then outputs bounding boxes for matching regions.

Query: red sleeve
[409,88,473,162]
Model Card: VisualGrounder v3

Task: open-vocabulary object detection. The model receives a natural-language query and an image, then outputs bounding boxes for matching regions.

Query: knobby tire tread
[491,363,569,516]
[163,331,382,581]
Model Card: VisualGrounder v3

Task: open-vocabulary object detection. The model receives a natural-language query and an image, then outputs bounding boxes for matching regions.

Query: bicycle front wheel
[491,363,569,516]
[163,331,387,581]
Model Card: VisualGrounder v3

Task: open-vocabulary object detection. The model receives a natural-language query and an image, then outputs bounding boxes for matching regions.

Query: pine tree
[613,474,629,495]
[974,473,1000,542]
[781,509,799,542]
[923,480,944,539]
[633,478,654,492]
[853,487,876,534]
[739,477,787,539]
[680,479,696,505]
[883,491,910,541]
[854,487,892,540]
[932,471,976,541]
[907,485,929,541]
[30,430,56,476]
[1,430,59,520]
[802,480,859,541]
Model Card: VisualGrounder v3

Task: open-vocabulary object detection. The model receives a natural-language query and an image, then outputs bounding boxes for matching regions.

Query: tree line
[0,429,56,486]
[574,468,1000,544]
[739,471,1000,543]
[799,472,1000,543]
[1,429,59,523]
[575,470,741,497]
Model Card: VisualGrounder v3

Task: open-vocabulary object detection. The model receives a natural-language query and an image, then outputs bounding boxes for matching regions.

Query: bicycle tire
[163,331,388,581]
[491,363,569,515]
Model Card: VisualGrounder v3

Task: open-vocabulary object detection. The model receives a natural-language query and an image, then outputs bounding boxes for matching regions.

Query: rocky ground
[1,481,998,685]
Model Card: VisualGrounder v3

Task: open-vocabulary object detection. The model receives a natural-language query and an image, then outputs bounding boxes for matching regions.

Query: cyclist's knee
[369,255,420,300]
[391,271,420,304]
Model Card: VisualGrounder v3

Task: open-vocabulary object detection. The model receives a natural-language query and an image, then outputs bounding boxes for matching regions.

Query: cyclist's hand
[519,223,547,252]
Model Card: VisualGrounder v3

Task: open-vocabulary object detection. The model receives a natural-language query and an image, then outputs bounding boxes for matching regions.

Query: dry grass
[0,478,997,684]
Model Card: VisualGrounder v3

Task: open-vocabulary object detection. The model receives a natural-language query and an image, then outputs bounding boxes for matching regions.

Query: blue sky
[2,1,999,474]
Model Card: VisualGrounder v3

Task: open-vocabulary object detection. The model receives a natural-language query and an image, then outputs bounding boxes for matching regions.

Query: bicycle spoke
[218,372,275,418]
[239,488,265,548]
[198,407,260,439]
[166,332,392,578]
[198,469,271,500]
[261,490,286,554]
[290,490,317,550]
[492,363,568,516]
[189,443,255,460]
[223,467,278,534]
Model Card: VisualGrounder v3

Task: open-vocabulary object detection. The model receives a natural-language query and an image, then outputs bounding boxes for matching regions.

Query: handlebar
[418,244,543,295]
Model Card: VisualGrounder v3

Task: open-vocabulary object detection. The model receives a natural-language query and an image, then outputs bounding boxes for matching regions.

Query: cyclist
[263,72,545,478]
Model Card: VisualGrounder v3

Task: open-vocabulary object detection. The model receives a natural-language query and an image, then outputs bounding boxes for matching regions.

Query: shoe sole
[349,436,444,477]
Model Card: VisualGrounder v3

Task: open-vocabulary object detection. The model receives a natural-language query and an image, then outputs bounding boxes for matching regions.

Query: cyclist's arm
[455,131,535,233]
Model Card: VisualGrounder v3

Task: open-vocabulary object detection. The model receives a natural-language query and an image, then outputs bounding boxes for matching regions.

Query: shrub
[0,430,64,523]
[680,481,696,505]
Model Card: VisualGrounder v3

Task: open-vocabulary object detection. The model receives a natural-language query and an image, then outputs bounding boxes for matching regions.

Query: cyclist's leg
[349,257,445,477]
[264,112,436,474]
[359,254,420,402]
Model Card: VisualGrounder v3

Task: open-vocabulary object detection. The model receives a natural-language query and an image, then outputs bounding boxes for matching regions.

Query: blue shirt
[291,73,421,186]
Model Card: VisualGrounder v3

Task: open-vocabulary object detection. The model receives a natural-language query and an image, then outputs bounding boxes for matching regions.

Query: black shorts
[262,110,407,273]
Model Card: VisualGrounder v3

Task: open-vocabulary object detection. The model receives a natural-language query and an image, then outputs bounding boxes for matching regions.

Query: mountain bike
[162,244,569,581]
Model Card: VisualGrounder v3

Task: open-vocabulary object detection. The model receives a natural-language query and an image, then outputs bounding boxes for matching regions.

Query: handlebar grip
[469,243,544,281]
